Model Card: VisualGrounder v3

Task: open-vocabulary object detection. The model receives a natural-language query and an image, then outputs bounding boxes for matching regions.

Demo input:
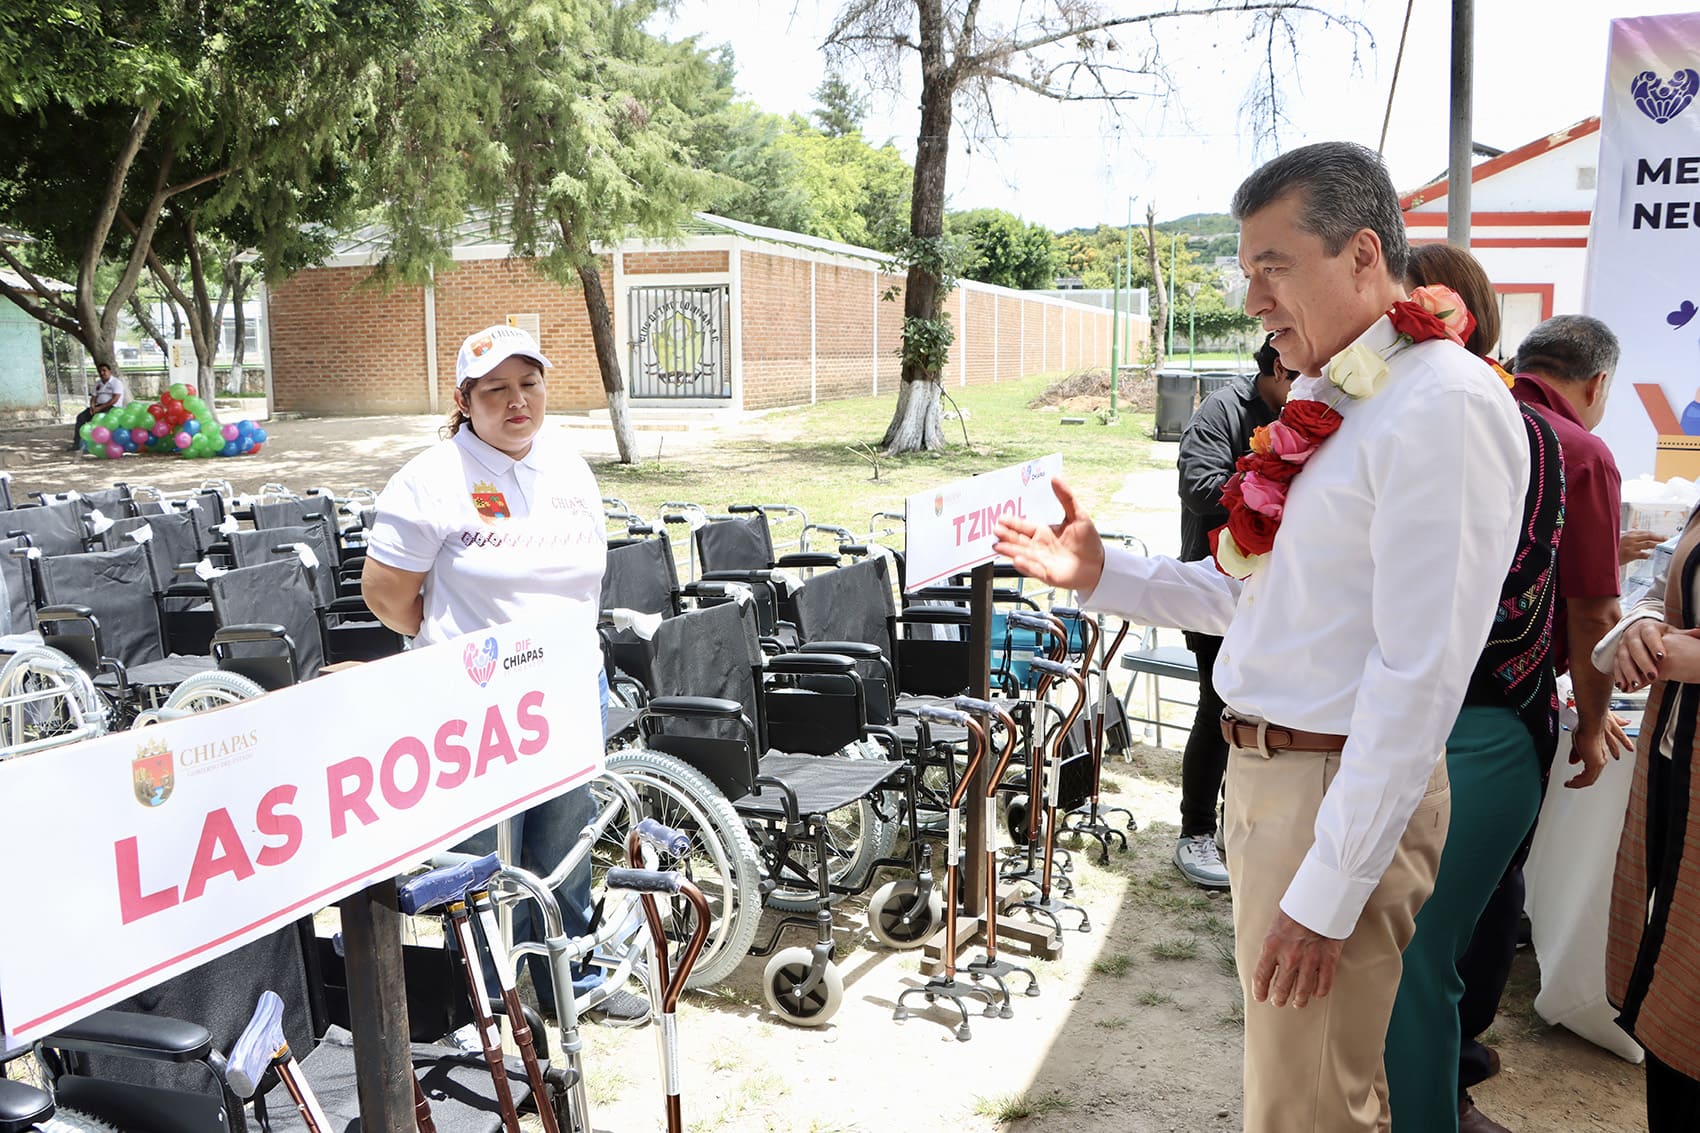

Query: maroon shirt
[1513,373,1622,674]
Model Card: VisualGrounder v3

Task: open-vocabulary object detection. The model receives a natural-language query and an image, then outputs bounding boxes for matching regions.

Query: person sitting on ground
[1172,332,1292,889]
[70,363,127,451]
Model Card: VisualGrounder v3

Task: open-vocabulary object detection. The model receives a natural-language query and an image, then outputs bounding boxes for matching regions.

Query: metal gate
[626,284,731,399]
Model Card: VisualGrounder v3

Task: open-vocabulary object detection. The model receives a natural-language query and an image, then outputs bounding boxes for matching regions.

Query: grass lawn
[589,375,1167,536]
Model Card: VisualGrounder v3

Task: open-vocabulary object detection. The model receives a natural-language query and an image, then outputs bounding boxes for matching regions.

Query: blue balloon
[252,428,267,444]
[236,419,255,435]
[221,442,238,456]
[239,437,253,452]
[184,419,200,436]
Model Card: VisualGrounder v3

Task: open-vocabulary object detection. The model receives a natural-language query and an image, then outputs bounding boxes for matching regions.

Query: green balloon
[183,397,205,414]
[79,423,93,440]
[169,383,188,400]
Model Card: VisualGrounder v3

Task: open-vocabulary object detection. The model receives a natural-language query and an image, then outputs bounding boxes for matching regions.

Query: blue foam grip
[1028,657,1073,677]
[605,868,685,895]
[1007,611,1056,632]
[951,696,1003,717]
[636,819,691,856]
[916,705,971,727]
[396,860,476,915]
[464,852,501,892]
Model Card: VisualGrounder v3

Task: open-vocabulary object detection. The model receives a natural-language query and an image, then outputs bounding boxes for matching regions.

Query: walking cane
[953,695,1040,1006]
[225,990,336,1133]
[397,854,522,1133]
[467,866,561,1133]
[1012,657,1091,933]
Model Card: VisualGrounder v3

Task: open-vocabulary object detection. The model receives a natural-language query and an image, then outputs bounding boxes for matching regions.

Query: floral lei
[1210,284,1496,579]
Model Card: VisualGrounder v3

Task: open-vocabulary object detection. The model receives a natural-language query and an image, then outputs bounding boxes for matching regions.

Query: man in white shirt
[69,363,129,451]
[996,142,1526,1132]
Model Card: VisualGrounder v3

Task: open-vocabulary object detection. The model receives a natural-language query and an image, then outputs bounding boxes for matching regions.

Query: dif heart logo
[464,636,499,687]
[1632,69,1699,124]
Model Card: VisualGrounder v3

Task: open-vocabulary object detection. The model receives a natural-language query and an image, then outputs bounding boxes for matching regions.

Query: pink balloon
[174,432,192,450]
[151,421,169,437]
[104,442,124,459]
[90,426,111,444]
[221,423,239,441]
[130,427,149,445]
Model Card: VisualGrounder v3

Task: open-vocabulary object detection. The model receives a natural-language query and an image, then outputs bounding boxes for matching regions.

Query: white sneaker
[1174,835,1230,889]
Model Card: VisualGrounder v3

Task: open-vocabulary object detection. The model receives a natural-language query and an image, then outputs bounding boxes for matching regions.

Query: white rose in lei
[1325,341,1391,400]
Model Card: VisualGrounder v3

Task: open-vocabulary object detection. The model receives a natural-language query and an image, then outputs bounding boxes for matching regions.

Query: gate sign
[1585,13,1700,481]
[0,616,602,1045]
[904,454,1064,591]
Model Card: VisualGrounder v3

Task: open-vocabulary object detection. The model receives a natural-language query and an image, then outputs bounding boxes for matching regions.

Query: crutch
[952,695,1040,1008]
[225,990,343,1133]
[1054,608,1135,854]
[396,854,522,1133]
[893,706,1002,1041]
[611,818,712,1133]
[1010,656,1092,933]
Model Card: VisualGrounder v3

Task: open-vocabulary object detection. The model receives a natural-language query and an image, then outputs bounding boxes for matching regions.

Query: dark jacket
[1177,376,1279,563]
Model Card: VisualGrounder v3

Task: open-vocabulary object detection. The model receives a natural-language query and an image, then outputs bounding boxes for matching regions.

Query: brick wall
[267,238,1118,417]
[624,250,730,275]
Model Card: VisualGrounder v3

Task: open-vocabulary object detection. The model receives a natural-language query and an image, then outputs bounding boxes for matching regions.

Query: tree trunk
[577,261,639,464]
[883,376,944,455]
[229,267,247,395]
[881,0,954,456]
[1145,203,1168,368]
[128,293,171,356]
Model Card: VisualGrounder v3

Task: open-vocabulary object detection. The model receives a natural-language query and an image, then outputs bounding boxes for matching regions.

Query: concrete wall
[0,304,49,422]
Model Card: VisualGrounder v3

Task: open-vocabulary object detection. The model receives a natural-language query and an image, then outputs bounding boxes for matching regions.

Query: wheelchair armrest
[324,595,375,615]
[798,641,883,662]
[43,1009,213,1063]
[643,695,743,720]
[767,651,857,675]
[774,552,838,569]
[898,606,972,626]
[0,1078,53,1127]
[33,603,97,627]
[212,623,291,647]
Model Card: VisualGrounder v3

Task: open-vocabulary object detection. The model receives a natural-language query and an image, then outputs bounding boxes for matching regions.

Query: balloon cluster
[78,383,268,461]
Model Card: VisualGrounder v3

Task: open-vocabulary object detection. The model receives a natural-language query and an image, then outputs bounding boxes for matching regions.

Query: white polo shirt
[96,374,129,407]
[365,427,606,648]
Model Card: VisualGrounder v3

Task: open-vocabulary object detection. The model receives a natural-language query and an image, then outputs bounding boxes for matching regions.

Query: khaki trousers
[1224,745,1450,1133]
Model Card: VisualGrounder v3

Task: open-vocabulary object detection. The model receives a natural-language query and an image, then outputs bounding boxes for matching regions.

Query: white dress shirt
[365,427,606,648]
[1083,315,1527,938]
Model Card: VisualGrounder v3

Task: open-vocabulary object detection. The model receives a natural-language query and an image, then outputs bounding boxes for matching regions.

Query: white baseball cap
[455,324,552,387]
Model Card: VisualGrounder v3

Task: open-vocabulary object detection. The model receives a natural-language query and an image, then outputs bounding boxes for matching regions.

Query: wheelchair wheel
[761,946,843,1027]
[603,747,761,988]
[764,741,899,911]
[0,646,108,752]
[865,879,943,950]
[162,671,267,713]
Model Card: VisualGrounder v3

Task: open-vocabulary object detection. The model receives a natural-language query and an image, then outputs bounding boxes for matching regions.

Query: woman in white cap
[362,324,646,1022]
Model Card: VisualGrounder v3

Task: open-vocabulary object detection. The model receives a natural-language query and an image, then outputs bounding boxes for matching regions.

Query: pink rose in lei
[1264,419,1319,464]
[1409,284,1473,347]
[1238,471,1286,519]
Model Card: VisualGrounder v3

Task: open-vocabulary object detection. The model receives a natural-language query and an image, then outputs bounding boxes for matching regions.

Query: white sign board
[903,455,1063,591]
[0,617,601,1044]
[1585,13,1700,481]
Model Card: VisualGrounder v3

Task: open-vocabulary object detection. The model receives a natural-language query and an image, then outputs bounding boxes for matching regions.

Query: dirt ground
[0,410,1648,1132]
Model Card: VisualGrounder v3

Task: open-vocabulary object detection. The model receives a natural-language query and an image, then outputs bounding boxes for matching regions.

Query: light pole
[1109,254,1121,420]
[1167,232,1179,360]
[1185,281,1202,372]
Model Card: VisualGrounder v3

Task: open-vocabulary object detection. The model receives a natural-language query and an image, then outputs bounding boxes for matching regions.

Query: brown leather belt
[1220,712,1348,754]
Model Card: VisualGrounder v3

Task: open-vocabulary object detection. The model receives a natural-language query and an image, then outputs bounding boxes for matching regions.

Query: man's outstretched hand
[992,477,1106,594]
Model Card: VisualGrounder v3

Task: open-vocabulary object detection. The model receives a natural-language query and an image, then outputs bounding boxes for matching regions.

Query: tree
[812,73,870,137]
[950,207,1055,290]
[0,0,430,374]
[824,0,1367,454]
[369,0,715,464]
[776,124,913,253]
[1145,203,1168,365]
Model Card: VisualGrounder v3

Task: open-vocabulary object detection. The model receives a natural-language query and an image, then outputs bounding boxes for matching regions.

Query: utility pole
[1186,282,1202,372]
[1110,253,1121,419]
[1167,233,1179,359]
[1448,0,1474,248]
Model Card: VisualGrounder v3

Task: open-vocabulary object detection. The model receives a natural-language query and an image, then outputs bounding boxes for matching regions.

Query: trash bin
[1195,372,1239,403]
[1153,370,1198,441]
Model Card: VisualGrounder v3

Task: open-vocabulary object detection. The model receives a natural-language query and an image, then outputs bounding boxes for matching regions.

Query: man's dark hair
[1253,333,1280,377]
[1513,315,1621,383]
[96,363,113,373]
[1231,141,1410,281]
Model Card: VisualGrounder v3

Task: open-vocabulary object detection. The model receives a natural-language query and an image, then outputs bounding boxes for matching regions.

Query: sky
[663,0,1700,231]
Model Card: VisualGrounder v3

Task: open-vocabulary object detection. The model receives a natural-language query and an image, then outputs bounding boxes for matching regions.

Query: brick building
[262,214,1141,416]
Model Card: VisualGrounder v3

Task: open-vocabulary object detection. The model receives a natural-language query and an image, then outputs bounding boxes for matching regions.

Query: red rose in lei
[1227,499,1280,556]
[1239,450,1302,484]
[1387,303,1448,345]
[1279,399,1345,444]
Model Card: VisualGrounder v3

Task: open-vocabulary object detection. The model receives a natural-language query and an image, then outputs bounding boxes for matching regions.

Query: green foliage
[898,311,953,374]
[948,207,1055,290]
[811,73,868,138]
[772,123,912,253]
